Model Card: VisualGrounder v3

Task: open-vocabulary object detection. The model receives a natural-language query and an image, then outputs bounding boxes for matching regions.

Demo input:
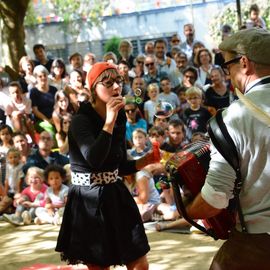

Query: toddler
[3,167,47,226]
[35,164,69,225]
[0,148,24,214]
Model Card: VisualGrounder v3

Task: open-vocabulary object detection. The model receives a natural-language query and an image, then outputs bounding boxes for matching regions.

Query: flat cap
[219,28,270,65]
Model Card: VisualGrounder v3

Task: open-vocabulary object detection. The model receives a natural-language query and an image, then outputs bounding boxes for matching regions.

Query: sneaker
[2,214,23,226]
[22,211,32,225]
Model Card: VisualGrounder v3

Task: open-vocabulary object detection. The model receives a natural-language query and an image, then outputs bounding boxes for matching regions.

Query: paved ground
[0,220,224,270]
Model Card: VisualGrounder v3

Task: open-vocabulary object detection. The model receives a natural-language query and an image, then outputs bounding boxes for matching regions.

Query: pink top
[21,183,48,207]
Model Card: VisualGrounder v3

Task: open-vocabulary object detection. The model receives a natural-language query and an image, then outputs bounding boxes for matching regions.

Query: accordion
[166,140,236,240]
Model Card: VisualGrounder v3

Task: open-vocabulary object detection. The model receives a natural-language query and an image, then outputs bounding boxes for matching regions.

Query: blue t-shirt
[125,118,147,142]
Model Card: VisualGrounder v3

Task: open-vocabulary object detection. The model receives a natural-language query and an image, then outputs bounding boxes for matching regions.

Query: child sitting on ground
[35,164,69,225]
[0,147,24,215]
[3,166,47,226]
[126,128,178,222]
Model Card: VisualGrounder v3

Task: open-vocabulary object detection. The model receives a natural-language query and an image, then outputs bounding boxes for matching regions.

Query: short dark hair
[118,59,130,69]
[69,52,83,63]
[183,66,198,81]
[154,38,168,48]
[168,119,185,134]
[8,81,22,89]
[148,126,165,137]
[160,76,171,83]
[33,44,45,52]
[12,131,28,140]
[250,4,259,13]
[44,164,66,182]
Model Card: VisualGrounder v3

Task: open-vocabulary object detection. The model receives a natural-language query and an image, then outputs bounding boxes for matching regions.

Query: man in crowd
[33,44,54,72]
[23,131,69,174]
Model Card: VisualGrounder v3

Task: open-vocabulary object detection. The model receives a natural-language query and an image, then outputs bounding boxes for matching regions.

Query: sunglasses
[145,62,155,67]
[137,61,144,64]
[125,109,136,114]
[99,77,123,88]
[221,56,242,75]
[171,39,180,43]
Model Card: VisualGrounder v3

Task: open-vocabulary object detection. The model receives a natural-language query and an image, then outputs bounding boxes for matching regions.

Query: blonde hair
[7,147,21,158]
[185,86,203,98]
[26,167,44,184]
[147,83,159,93]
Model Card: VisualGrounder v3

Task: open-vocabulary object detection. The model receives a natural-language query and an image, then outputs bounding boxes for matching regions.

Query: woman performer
[56,62,158,270]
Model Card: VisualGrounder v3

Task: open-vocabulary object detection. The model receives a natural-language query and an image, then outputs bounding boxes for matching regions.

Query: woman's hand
[103,96,124,134]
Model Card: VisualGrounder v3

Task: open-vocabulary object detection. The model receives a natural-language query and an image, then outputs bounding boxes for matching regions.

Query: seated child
[3,166,47,226]
[126,128,178,222]
[0,147,24,214]
[35,164,69,225]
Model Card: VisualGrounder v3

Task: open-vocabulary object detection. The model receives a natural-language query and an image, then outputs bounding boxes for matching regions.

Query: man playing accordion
[186,28,270,269]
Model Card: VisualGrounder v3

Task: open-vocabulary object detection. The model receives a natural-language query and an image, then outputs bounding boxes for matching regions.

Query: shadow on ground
[0,221,223,270]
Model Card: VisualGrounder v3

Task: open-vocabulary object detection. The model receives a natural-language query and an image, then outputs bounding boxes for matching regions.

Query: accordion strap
[208,109,247,233]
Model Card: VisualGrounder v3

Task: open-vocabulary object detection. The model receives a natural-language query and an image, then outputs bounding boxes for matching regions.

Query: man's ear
[240,56,253,75]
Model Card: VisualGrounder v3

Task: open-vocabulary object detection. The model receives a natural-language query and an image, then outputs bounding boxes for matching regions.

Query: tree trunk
[0,0,30,79]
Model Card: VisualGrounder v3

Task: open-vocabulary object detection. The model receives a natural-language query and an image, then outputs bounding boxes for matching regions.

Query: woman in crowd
[204,66,234,110]
[30,65,58,136]
[18,56,36,94]
[129,54,146,79]
[48,58,68,91]
[196,48,215,86]
[55,113,72,155]
[52,89,75,133]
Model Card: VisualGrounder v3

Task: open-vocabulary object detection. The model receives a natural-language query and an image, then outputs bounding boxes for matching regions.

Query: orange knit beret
[87,62,117,89]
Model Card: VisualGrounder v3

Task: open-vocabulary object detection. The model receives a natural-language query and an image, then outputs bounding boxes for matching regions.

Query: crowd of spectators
[0,9,264,228]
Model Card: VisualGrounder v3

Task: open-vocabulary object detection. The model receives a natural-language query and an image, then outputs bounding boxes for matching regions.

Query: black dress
[56,102,150,267]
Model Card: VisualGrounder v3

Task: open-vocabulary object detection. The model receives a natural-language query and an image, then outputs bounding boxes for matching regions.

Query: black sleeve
[70,114,113,169]
[118,140,137,176]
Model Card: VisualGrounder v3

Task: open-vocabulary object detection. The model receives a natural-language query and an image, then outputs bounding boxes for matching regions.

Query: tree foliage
[104,36,121,59]
[0,0,30,77]
[209,0,270,47]
[25,0,109,36]
[0,0,109,76]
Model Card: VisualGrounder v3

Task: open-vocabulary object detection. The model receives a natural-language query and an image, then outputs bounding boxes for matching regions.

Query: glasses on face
[145,62,155,67]
[137,60,144,65]
[171,39,180,43]
[221,56,242,75]
[125,109,136,114]
[99,77,123,88]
